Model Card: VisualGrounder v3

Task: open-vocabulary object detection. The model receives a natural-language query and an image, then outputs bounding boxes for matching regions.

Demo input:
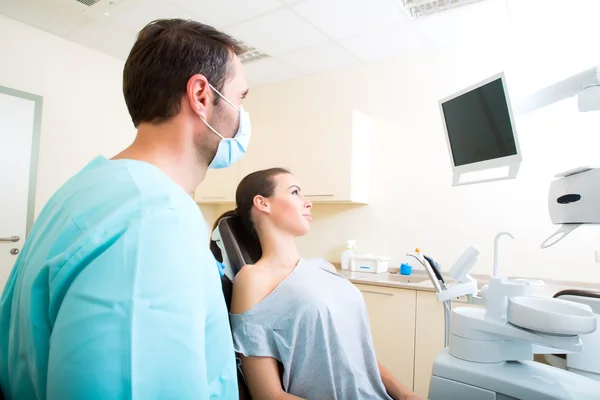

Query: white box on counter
[350,254,390,274]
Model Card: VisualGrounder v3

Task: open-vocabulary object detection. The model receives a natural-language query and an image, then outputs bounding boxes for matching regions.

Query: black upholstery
[217,216,262,274]
[212,216,262,400]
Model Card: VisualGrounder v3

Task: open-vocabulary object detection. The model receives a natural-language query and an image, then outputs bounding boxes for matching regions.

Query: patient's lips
[302,213,312,221]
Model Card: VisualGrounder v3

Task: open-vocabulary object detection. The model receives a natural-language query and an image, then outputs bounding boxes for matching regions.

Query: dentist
[0,19,249,400]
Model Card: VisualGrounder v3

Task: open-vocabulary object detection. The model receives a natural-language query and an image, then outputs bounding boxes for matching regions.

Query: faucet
[493,231,514,278]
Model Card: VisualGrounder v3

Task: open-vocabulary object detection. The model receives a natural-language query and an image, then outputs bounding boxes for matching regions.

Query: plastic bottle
[341,240,356,270]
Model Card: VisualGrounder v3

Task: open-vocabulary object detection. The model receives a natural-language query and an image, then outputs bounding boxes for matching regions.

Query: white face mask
[200,84,251,169]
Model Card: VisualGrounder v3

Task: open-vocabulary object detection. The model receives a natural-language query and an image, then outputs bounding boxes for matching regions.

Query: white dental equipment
[422,168,600,399]
[211,227,234,280]
[515,65,600,114]
[423,239,600,399]
[541,167,600,248]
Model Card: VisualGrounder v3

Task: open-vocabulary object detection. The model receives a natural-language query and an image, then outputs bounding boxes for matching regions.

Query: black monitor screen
[441,78,517,167]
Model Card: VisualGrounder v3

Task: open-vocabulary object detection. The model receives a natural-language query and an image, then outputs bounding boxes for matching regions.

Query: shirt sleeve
[47,207,208,400]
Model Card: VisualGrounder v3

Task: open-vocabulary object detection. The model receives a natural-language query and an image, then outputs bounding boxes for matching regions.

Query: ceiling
[0,0,597,87]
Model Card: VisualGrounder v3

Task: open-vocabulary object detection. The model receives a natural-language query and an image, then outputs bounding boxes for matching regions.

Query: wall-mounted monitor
[439,72,521,186]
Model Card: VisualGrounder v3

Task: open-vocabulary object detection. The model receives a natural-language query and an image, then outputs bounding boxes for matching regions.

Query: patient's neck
[258,229,300,269]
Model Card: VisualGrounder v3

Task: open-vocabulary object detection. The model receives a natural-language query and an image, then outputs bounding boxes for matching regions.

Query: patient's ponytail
[210,167,290,261]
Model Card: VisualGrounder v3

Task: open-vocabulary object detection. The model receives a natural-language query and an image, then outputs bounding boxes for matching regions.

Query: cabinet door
[413,292,481,398]
[288,104,351,201]
[413,292,445,397]
[239,90,292,179]
[194,164,239,204]
[237,111,291,178]
[355,284,416,390]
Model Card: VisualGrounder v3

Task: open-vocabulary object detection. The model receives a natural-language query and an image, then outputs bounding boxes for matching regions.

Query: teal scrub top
[0,156,238,399]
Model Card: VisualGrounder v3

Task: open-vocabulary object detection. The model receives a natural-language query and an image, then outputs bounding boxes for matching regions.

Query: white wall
[233,36,600,283]
[0,15,135,215]
[0,15,219,228]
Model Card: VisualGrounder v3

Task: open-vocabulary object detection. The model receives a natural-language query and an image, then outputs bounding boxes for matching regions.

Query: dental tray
[507,296,596,335]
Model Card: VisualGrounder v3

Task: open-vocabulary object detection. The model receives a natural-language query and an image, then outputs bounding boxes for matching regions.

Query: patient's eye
[291,189,299,195]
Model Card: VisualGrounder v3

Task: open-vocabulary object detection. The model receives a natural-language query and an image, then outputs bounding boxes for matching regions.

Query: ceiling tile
[0,0,91,36]
[292,0,408,40]
[244,58,300,87]
[67,19,137,60]
[506,0,600,46]
[171,0,282,28]
[277,42,359,75]
[225,8,329,56]
[338,22,427,63]
[414,0,511,50]
[107,0,193,34]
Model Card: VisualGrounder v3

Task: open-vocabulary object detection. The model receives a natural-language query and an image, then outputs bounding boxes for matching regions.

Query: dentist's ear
[186,74,211,120]
[253,195,271,215]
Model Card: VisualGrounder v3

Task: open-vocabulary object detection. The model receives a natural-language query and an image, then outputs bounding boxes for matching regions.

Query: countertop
[335,265,600,301]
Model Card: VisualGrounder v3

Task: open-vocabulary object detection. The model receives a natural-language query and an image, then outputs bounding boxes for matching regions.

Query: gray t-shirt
[230,258,392,400]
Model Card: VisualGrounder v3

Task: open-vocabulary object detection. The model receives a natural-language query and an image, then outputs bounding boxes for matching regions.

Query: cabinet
[413,292,481,398]
[354,283,416,390]
[193,164,240,204]
[194,94,373,204]
[289,109,372,204]
[413,291,445,397]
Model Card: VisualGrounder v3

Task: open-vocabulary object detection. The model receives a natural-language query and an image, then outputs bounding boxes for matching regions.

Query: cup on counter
[400,263,412,276]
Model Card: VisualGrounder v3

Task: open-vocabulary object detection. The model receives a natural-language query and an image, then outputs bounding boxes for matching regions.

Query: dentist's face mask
[201,84,251,169]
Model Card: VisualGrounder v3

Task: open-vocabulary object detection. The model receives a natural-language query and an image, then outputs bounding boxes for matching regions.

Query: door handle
[0,235,20,243]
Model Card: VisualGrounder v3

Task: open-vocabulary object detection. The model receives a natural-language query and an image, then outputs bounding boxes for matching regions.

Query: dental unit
[420,166,600,400]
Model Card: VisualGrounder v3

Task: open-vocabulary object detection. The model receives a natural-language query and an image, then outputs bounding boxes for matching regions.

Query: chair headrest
[216,216,262,275]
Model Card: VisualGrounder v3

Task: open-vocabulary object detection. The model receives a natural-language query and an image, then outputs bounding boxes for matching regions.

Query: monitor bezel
[438,72,522,185]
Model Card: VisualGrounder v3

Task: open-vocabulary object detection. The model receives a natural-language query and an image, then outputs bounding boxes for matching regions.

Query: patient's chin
[291,223,310,237]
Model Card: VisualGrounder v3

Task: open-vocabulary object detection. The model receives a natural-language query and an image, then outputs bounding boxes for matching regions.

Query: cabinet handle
[201,196,225,199]
[360,289,393,297]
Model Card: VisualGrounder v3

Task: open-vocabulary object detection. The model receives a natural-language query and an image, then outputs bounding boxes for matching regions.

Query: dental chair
[210,215,262,400]
[545,289,600,382]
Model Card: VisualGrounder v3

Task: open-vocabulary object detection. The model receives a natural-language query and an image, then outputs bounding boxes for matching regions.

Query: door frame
[0,85,43,235]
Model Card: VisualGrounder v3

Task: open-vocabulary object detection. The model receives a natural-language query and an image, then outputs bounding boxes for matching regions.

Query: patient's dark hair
[210,167,291,262]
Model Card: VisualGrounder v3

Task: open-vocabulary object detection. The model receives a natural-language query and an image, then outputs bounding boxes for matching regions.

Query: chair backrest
[212,216,262,400]
[216,216,262,274]
[554,289,600,380]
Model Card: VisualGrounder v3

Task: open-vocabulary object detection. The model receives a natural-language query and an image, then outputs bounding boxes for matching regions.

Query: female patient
[214,168,421,400]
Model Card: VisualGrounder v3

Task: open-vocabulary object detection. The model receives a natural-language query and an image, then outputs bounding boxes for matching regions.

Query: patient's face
[267,173,313,236]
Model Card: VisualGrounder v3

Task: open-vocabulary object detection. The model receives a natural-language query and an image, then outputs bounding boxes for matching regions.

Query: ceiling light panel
[399,0,489,19]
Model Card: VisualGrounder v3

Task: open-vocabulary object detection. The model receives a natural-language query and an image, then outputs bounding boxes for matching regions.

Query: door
[0,86,42,291]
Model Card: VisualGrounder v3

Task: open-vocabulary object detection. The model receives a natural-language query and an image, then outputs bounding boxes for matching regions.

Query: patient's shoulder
[230,265,273,315]
[306,257,338,273]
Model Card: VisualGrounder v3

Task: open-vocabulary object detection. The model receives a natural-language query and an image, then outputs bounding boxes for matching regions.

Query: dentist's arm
[378,361,423,400]
[47,209,209,399]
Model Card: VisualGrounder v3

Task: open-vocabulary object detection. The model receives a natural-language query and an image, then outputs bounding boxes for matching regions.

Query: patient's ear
[253,195,270,214]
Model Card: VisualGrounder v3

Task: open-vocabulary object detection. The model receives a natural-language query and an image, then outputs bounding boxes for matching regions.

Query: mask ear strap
[208,84,240,112]
[200,117,225,139]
